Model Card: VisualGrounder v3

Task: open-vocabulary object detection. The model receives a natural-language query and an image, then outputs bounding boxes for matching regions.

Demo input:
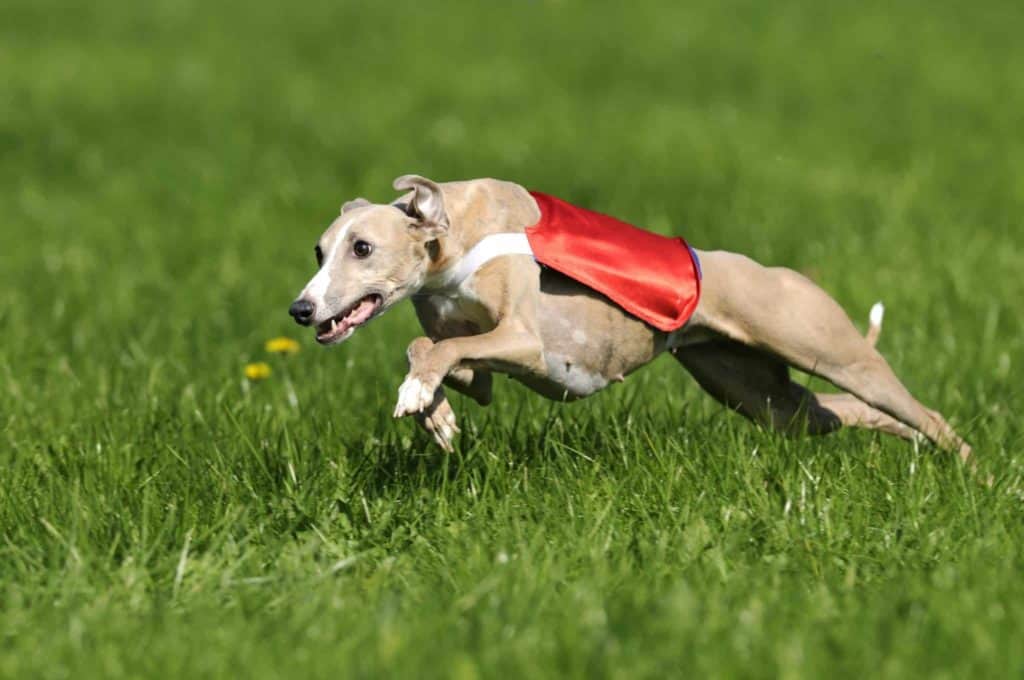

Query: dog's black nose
[289,299,315,326]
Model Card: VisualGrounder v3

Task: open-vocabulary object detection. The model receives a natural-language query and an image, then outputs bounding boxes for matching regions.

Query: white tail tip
[869,302,885,327]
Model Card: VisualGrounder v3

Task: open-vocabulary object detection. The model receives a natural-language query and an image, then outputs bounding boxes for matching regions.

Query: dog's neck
[419,233,533,294]
[419,219,534,295]
[414,182,540,296]
[427,234,461,268]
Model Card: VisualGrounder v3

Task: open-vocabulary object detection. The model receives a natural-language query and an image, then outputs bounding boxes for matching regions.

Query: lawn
[2,0,1023,677]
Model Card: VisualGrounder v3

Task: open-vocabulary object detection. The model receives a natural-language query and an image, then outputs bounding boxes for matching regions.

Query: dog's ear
[393,174,449,238]
[340,197,371,214]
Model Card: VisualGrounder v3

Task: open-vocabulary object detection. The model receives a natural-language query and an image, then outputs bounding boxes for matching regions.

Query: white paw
[393,376,436,418]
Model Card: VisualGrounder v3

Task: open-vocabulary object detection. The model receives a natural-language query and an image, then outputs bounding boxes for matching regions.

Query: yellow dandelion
[264,337,301,355]
[244,362,272,381]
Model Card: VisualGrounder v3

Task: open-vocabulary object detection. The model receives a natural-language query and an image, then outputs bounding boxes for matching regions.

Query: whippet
[289,175,971,461]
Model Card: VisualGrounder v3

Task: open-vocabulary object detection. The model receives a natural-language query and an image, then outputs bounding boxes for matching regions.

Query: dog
[288,175,971,461]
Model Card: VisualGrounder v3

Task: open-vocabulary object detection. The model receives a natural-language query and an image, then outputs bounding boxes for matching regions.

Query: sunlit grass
[1,0,1022,677]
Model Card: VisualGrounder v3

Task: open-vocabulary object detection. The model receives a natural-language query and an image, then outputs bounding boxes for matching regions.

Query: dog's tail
[865,301,884,347]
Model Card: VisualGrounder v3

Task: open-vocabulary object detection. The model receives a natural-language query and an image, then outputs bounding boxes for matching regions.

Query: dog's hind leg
[673,340,918,441]
[692,250,971,461]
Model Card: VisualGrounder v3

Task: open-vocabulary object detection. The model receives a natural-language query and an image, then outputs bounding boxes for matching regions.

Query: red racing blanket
[525,192,701,332]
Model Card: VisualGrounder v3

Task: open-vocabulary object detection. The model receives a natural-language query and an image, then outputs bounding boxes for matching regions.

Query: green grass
[2,0,1024,677]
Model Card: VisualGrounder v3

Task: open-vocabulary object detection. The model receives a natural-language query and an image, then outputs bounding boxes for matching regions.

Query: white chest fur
[419,286,494,336]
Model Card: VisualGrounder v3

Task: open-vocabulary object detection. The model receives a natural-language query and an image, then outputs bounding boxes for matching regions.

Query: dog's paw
[393,375,439,418]
[417,396,460,452]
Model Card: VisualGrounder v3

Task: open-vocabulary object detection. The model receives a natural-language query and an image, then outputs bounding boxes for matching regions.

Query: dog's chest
[414,292,494,337]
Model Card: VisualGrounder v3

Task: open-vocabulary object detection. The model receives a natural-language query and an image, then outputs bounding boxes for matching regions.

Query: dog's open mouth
[315,294,383,345]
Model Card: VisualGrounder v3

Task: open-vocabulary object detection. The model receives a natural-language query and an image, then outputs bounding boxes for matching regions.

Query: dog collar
[421,233,534,292]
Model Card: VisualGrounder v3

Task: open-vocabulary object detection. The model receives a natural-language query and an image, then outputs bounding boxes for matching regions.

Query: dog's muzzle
[312,294,383,345]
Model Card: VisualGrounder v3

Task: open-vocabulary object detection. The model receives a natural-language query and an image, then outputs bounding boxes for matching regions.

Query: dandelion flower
[244,362,272,381]
[265,337,300,355]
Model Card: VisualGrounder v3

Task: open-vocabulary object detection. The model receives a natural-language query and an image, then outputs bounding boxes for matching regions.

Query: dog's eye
[314,245,324,266]
[353,240,373,258]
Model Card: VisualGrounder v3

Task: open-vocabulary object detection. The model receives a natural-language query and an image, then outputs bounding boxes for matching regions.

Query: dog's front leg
[405,338,494,404]
[401,339,492,451]
[413,387,460,452]
[444,367,493,405]
[394,323,543,419]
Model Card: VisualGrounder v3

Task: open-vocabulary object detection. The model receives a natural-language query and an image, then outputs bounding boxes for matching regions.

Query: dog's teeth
[331,319,338,332]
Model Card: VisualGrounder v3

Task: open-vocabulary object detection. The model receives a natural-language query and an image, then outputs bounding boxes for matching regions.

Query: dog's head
[289,175,449,345]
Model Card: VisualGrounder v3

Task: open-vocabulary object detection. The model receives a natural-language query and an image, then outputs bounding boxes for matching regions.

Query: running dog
[288,175,971,460]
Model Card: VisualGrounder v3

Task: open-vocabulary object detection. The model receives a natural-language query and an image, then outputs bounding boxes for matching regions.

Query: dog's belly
[509,270,669,401]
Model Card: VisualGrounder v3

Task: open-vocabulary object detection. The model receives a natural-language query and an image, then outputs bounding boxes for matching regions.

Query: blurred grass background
[1,0,1023,677]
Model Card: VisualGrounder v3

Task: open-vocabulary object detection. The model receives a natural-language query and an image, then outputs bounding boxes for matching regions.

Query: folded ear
[393,174,449,237]
[340,197,371,214]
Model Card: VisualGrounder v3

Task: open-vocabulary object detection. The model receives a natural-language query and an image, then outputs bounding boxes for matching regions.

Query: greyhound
[288,175,971,461]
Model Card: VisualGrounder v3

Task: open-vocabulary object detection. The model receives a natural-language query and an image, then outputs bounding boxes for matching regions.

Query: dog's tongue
[345,297,379,327]
[317,295,382,343]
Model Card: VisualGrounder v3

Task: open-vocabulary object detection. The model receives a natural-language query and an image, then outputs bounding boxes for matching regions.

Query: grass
[2,0,1023,677]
